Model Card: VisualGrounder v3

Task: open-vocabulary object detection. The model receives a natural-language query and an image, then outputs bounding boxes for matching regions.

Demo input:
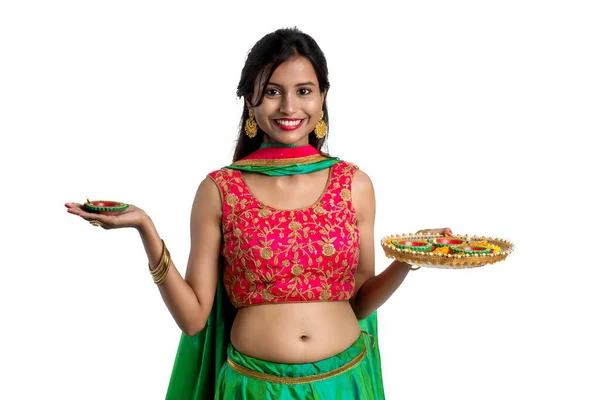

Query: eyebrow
[267,81,316,87]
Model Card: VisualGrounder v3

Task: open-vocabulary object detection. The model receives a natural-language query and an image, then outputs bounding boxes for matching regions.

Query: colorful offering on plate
[470,238,502,254]
[391,240,433,252]
[84,198,128,215]
[430,237,464,247]
[432,246,452,255]
[452,245,491,255]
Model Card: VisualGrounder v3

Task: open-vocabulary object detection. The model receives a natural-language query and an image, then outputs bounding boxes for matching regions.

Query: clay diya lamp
[391,240,433,252]
[84,198,128,215]
[452,245,491,255]
[430,237,464,248]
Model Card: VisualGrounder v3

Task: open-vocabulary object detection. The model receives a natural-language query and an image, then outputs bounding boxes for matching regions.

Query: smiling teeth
[276,119,302,126]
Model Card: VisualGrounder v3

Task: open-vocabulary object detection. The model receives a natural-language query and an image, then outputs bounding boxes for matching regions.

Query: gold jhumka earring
[314,111,327,139]
[245,109,258,138]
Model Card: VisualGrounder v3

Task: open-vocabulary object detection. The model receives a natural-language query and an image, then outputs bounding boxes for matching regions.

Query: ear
[245,96,252,110]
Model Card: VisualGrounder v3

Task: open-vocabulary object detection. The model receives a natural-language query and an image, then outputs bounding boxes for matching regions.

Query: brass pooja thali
[381,233,514,269]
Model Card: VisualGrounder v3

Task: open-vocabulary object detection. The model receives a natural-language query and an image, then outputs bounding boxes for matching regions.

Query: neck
[260,142,298,149]
[261,137,311,148]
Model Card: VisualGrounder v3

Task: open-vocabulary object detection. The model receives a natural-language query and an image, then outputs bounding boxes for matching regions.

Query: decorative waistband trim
[226,332,369,385]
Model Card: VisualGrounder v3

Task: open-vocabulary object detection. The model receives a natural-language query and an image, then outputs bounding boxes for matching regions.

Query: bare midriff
[230,301,361,364]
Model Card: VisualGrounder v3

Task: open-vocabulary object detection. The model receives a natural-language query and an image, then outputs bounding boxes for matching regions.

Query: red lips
[272,118,304,131]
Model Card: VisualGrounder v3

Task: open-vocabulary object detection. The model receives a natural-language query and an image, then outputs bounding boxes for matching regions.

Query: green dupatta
[165,143,383,399]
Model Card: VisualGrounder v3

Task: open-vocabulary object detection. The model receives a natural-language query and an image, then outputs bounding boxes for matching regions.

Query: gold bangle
[149,239,171,285]
[150,244,169,277]
[154,267,169,284]
[152,251,171,284]
[155,249,171,285]
[149,240,167,276]
[153,248,170,284]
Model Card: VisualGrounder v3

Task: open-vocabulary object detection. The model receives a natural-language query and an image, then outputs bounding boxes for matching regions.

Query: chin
[266,132,311,145]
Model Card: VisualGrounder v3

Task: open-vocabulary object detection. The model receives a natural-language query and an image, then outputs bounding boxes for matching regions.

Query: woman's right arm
[67,176,222,336]
[141,176,223,336]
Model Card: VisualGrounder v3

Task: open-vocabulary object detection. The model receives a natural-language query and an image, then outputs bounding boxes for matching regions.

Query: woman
[66,27,450,399]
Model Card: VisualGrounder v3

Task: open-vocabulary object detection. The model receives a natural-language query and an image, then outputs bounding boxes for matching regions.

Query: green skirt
[214,331,385,400]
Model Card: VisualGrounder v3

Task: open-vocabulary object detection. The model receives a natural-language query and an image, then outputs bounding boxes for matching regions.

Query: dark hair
[232,27,331,162]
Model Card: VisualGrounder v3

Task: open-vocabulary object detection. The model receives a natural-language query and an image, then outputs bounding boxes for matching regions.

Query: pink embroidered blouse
[208,161,360,308]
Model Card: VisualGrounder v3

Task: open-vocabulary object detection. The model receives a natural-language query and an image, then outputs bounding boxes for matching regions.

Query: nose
[279,92,298,115]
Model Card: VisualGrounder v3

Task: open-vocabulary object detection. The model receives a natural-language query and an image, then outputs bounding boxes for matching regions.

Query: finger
[78,210,110,222]
[66,207,83,215]
[81,213,103,222]
[66,205,88,216]
[65,202,88,214]
[65,203,83,213]
[416,229,437,235]
[416,228,448,236]
[84,214,114,230]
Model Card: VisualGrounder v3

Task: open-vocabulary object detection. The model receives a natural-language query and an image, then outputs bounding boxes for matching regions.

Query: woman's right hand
[64,202,149,231]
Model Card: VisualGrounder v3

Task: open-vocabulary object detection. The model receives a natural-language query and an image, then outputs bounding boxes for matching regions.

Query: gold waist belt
[227,332,372,385]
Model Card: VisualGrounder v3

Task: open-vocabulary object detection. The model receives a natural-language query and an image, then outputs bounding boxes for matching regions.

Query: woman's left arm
[349,169,412,320]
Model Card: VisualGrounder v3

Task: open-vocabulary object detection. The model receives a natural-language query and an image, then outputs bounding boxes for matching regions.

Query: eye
[266,88,280,96]
[298,88,312,95]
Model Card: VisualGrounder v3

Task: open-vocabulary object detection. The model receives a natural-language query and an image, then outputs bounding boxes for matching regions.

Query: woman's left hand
[416,227,453,236]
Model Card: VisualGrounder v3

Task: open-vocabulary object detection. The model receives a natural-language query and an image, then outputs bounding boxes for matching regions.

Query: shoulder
[190,175,223,223]
[207,167,237,181]
[195,173,223,204]
[206,167,243,192]
[195,167,237,206]
[341,161,374,218]
[351,167,374,200]
[353,168,373,193]
[335,160,370,188]
[333,160,374,210]
[334,160,359,175]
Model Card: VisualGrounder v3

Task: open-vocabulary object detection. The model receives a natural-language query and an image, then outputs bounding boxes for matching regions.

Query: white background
[1,0,598,399]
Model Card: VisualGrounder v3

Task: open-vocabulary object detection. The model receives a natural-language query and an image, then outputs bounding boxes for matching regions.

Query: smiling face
[247,56,326,146]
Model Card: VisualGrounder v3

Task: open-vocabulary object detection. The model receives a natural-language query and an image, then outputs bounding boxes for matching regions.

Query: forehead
[269,56,318,84]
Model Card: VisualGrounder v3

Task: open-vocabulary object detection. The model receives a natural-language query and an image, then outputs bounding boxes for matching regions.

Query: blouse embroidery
[208,161,360,308]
